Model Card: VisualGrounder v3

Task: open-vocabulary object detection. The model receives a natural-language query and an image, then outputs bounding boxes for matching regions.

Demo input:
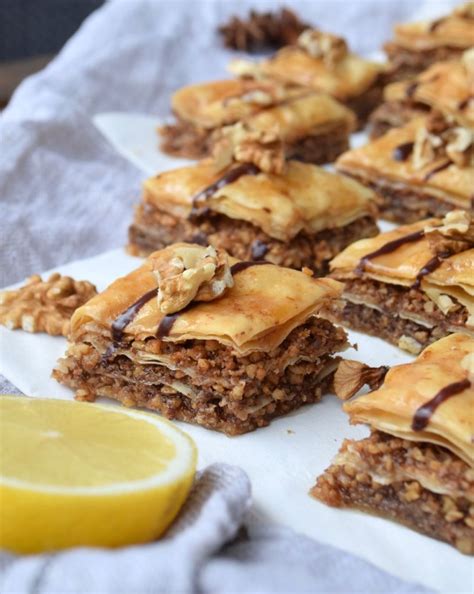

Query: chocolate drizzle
[424,160,451,181]
[412,378,471,431]
[230,260,273,274]
[405,81,419,99]
[428,16,445,32]
[458,96,472,111]
[411,251,451,289]
[189,163,260,219]
[392,141,414,161]
[111,287,158,344]
[356,230,425,275]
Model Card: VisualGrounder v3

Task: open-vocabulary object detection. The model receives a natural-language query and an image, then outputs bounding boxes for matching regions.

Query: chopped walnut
[0,273,97,337]
[213,122,286,174]
[333,360,388,400]
[154,245,233,315]
[424,211,474,246]
[297,29,348,68]
[218,8,311,53]
[228,59,264,80]
[412,112,473,171]
[398,335,422,355]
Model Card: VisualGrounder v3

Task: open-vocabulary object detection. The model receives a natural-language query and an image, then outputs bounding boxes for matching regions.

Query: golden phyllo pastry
[312,334,474,554]
[337,112,474,223]
[370,52,474,138]
[324,211,474,354]
[54,244,349,435]
[159,77,355,162]
[129,126,378,274]
[384,2,474,81]
[229,28,385,126]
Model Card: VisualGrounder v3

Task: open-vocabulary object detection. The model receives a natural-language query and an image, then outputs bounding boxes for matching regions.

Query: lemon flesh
[0,396,197,553]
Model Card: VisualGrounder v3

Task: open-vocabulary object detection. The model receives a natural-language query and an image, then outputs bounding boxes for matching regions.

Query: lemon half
[0,396,197,554]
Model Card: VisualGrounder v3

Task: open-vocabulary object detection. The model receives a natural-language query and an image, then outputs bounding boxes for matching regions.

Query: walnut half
[154,245,234,315]
[0,273,97,337]
[333,360,388,400]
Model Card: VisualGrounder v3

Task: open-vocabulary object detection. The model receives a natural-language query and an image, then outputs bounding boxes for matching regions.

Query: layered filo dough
[54,244,349,435]
[336,115,474,223]
[159,78,355,161]
[128,159,378,273]
[312,334,474,554]
[369,54,474,138]
[229,29,385,126]
[384,2,474,80]
[324,212,474,354]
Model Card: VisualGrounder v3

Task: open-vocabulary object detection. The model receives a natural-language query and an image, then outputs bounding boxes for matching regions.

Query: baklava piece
[130,125,378,273]
[312,333,474,554]
[53,244,348,435]
[370,50,474,138]
[337,111,474,223]
[384,2,474,81]
[0,273,97,336]
[159,78,355,162]
[324,211,474,354]
[229,28,385,127]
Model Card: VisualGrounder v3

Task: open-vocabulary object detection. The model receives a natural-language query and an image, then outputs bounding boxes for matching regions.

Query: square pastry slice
[324,211,474,354]
[53,244,348,435]
[384,2,474,81]
[159,78,355,161]
[229,29,385,127]
[312,333,474,554]
[336,112,474,223]
[129,127,378,273]
[369,51,474,138]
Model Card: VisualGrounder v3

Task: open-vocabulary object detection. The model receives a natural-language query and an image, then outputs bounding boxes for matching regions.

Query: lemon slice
[0,396,197,553]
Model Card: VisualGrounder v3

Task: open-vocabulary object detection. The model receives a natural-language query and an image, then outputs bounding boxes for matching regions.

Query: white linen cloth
[0,0,458,591]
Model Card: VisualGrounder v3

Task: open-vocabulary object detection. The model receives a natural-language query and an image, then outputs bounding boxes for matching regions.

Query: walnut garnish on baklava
[384,2,474,82]
[336,111,474,223]
[370,50,474,138]
[323,211,474,354]
[0,273,97,337]
[158,77,355,162]
[228,28,386,127]
[129,125,378,273]
[53,244,348,435]
[312,333,474,555]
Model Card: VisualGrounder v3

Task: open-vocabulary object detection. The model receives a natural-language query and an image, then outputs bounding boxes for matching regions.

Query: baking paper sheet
[1,113,471,593]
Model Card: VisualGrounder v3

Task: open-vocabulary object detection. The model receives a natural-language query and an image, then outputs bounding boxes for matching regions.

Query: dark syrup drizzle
[412,378,471,431]
[392,141,414,161]
[458,96,472,110]
[189,163,259,219]
[405,81,419,99]
[411,251,451,289]
[428,16,445,32]
[424,160,451,181]
[111,287,158,344]
[356,229,425,275]
[156,260,273,338]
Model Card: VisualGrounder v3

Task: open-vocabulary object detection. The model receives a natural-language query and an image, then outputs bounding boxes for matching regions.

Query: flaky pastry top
[384,59,474,129]
[336,118,474,206]
[70,244,343,355]
[171,79,355,134]
[391,5,474,51]
[344,334,474,465]
[142,160,376,241]
[230,48,383,101]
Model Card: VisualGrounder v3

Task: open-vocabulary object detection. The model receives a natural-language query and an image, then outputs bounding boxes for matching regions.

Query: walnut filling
[0,274,97,337]
[323,278,470,354]
[312,431,474,554]
[54,317,347,435]
[128,205,378,274]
